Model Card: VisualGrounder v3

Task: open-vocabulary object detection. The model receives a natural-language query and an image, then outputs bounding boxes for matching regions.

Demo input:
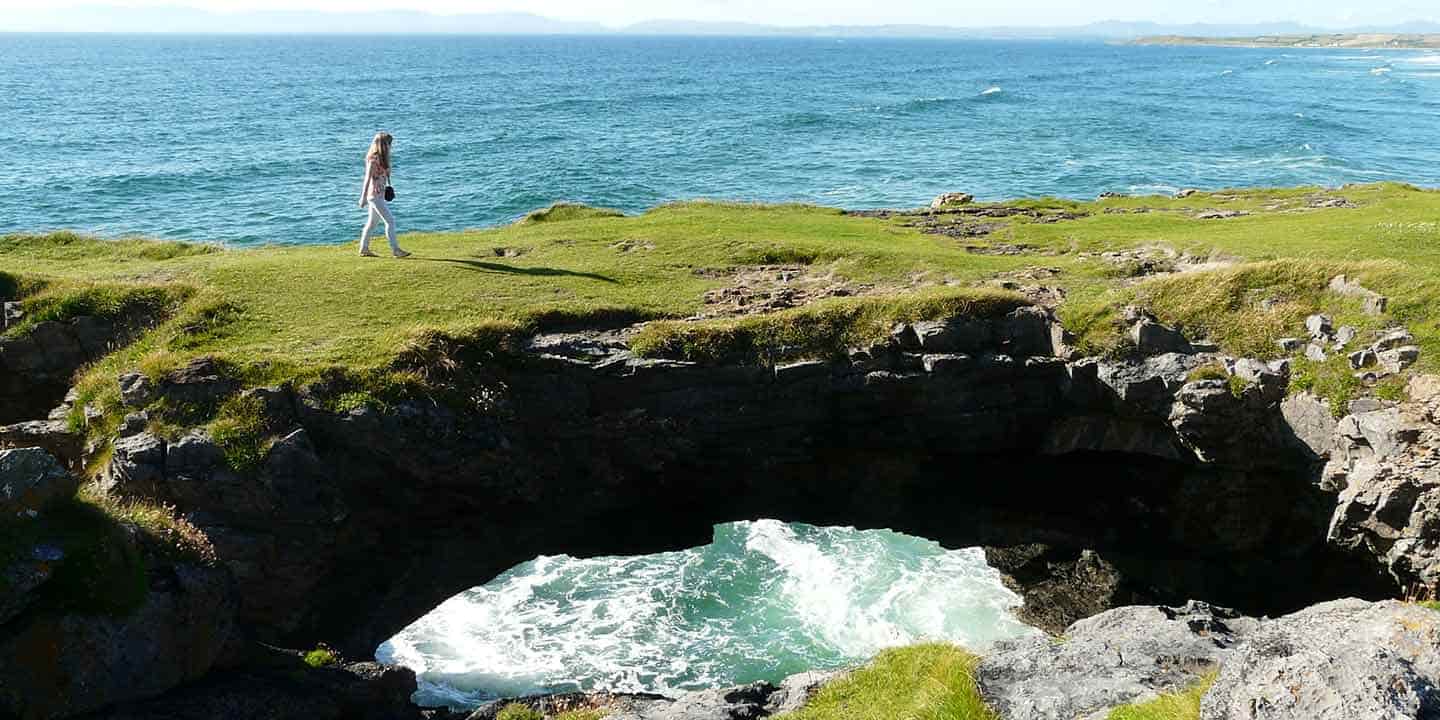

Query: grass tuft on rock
[1105,673,1215,720]
[780,643,995,720]
[496,703,545,720]
[1,279,191,339]
[303,646,339,668]
[632,288,1025,365]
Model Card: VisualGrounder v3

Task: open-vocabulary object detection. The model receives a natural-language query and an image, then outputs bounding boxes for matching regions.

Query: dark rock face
[0,564,237,720]
[978,601,1259,720]
[0,315,147,425]
[80,658,420,720]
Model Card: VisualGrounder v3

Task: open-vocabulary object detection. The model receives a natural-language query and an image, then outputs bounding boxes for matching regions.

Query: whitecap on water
[980,86,1003,96]
[378,520,1036,709]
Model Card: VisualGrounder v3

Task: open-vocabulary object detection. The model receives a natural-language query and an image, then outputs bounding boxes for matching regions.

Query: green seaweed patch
[631,287,1026,365]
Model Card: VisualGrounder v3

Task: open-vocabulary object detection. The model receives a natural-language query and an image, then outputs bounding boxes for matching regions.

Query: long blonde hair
[366,132,393,172]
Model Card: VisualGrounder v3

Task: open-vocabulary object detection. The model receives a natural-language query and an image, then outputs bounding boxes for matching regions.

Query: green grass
[496,704,545,720]
[303,646,339,668]
[1422,601,1440,611]
[1105,674,1215,720]
[780,643,995,720]
[4,183,1440,431]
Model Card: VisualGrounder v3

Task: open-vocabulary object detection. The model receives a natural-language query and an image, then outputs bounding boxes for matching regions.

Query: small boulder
[1176,188,1199,198]
[931,192,974,208]
[118,372,156,408]
[889,322,921,351]
[1305,314,1333,341]
[1363,294,1389,315]
[1373,328,1416,353]
[1349,348,1378,370]
[1,302,21,330]
[1275,337,1303,353]
[1131,319,1192,356]
[1332,325,1358,350]
[922,353,972,374]
[1378,346,1421,374]
[0,448,76,517]
[1304,343,1327,362]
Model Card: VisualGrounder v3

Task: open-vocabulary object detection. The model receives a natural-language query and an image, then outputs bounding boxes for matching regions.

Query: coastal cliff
[5,184,1440,718]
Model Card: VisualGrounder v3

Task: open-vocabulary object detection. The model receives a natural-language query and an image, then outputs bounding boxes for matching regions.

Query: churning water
[377,520,1034,709]
[4,35,1440,245]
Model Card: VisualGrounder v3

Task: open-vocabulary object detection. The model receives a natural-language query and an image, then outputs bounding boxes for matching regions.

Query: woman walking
[358,132,410,258]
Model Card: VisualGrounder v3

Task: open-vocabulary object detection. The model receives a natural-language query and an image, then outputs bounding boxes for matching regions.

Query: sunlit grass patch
[780,643,995,720]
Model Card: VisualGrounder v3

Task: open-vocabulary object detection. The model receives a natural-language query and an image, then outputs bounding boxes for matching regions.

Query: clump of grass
[1421,601,1440,612]
[303,646,339,668]
[78,483,218,566]
[1289,356,1365,418]
[2,280,190,339]
[632,288,1025,365]
[520,203,624,224]
[782,643,995,720]
[0,230,218,261]
[0,270,19,301]
[209,394,272,473]
[1187,364,1229,383]
[1105,673,1216,720]
[496,703,545,720]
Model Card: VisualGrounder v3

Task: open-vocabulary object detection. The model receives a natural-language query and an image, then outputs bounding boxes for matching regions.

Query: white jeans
[360,196,400,253]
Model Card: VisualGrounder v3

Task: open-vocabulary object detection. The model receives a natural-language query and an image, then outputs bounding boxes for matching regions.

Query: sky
[2,0,1436,28]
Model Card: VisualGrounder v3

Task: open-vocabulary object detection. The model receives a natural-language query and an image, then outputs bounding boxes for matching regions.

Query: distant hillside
[3,7,1439,40]
[1131,33,1440,49]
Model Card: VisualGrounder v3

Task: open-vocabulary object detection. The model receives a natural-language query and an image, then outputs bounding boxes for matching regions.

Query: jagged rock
[889,322,921,350]
[931,191,974,208]
[1379,345,1421,374]
[1130,319,1192,356]
[763,670,843,715]
[0,447,76,517]
[1305,314,1333,340]
[1230,358,1288,406]
[913,317,993,353]
[922,353,972,374]
[985,545,1141,635]
[157,356,240,408]
[1374,328,1416,353]
[118,411,150,438]
[978,602,1259,720]
[1333,325,1358,349]
[119,372,157,408]
[998,306,1055,357]
[0,419,83,468]
[1303,343,1327,362]
[1349,348,1377,369]
[0,563,237,720]
[1201,600,1440,720]
[1281,392,1336,459]
[1275,337,1303,353]
[102,431,167,498]
[774,360,828,383]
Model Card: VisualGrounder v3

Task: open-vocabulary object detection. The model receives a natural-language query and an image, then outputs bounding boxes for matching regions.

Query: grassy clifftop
[5,182,1440,423]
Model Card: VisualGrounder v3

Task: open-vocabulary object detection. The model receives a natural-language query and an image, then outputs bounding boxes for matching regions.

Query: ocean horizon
[5,34,1439,246]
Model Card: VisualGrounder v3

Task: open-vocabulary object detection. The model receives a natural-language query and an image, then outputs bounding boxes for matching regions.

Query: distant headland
[1131,33,1440,49]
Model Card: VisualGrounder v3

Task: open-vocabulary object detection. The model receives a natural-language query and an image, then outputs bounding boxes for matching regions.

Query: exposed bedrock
[1,305,1425,718]
[0,312,154,427]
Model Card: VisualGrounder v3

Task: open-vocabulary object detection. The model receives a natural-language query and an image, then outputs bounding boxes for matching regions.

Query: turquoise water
[3,35,1439,246]
[376,521,1034,708]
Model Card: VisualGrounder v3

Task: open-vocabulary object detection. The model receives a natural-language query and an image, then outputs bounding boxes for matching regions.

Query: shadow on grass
[419,258,618,284]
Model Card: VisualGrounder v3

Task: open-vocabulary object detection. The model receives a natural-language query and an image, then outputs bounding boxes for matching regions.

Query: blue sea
[4,34,1440,246]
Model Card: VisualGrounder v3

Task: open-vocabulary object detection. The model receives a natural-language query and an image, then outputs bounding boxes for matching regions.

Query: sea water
[3,35,1439,245]
[377,520,1035,708]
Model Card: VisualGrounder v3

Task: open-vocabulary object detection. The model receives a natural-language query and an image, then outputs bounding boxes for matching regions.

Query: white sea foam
[378,520,1035,709]
[980,86,1003,96]
[1219,70,1234,76]
[1371,67,1393,75]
